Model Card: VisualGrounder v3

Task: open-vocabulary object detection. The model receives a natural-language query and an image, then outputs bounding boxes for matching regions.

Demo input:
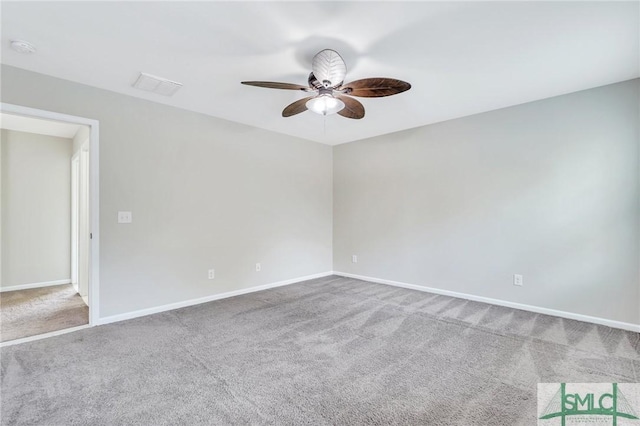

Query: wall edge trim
[334,271,640,332]
[98,271,334,325]
[0,325,90,348]
[0,280,72,292]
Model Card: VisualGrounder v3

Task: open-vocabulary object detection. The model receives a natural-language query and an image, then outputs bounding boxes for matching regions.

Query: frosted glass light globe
[306,95,345,116]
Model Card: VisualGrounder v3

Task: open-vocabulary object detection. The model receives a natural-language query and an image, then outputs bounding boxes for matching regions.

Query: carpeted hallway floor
[0,284,89,342]
[1,275,638,425]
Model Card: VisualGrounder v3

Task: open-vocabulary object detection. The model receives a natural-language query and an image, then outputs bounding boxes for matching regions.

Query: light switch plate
[118,211,132,223]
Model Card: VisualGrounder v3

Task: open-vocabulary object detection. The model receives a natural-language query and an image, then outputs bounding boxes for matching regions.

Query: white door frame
[78,143,90,305]
[71,153,80,293]
[1,103,100,325]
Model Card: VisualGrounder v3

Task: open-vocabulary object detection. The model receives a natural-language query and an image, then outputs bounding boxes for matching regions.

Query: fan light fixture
[241,49,411,119]
[306,94,345,116]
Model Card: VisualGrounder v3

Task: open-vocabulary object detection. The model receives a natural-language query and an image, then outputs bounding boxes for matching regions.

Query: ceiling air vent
[132,72,183,96]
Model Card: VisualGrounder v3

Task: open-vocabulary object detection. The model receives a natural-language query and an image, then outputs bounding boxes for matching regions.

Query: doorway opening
[0,104,99,344]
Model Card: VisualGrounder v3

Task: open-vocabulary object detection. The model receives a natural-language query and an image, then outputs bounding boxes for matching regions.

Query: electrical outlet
[117,211,132,223]
[514,274,523,286]
[256,263,261,272]
[352,255,358,263]
[208,269,215,280]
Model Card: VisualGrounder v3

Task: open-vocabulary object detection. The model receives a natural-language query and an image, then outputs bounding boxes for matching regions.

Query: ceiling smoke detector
[10,40,36,54]
[132,72,183,96]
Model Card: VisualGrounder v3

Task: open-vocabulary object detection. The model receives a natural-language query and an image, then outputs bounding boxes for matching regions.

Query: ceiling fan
[241,49,411,119]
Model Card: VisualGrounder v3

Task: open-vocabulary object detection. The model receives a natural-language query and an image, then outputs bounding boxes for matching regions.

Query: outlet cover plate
[514,274,523,286]
[118,211,132,223]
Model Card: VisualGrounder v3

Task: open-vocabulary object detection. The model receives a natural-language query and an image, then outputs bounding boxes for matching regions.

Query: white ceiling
[0,112,82,139]
[1,1,638,145]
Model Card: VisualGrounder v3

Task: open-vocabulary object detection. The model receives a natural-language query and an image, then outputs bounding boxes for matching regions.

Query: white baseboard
[0,279,71,293]
[0,324,91,348]
[98,271,334,326]
[333,271,640,333]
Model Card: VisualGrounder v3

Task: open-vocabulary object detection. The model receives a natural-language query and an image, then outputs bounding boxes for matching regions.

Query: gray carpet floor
[1,275,638,425]
[0,284,89,342]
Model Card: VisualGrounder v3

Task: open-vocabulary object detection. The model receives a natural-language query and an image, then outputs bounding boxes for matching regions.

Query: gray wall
[334,79,640,324]
[1,65,333,318]
[1,129,72,288]
[3,64,637,326]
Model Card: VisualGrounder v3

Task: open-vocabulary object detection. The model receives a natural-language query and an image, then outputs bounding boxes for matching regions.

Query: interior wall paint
[1,129,73,288]
[0,65,333,317]
[334,79,640,325]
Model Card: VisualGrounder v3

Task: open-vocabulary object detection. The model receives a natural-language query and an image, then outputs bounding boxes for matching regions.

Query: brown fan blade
[335,95,365,119]
[340,78,411,98]
[282,96,315,117]
[241,81,309,91]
